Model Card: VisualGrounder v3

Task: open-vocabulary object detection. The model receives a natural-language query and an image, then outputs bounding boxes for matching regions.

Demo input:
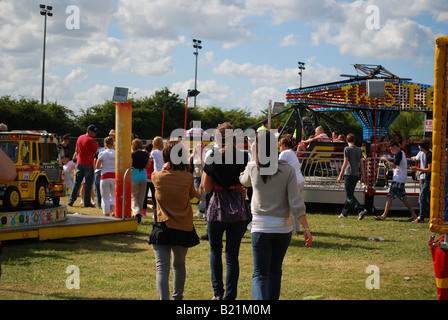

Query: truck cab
[0,131,65,211]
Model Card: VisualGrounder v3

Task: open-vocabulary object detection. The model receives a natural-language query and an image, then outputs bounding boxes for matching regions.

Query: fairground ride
[250,63,434,213]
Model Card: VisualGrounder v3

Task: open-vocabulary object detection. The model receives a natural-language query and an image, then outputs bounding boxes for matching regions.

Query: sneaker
[338,213,347,218]
[201,234,209,241]
[358,209,368,220]
[413,217,425,223]
[83,203,95,208]
[67,201,74,207]
[79,200,84,206]
[194,212,205,218]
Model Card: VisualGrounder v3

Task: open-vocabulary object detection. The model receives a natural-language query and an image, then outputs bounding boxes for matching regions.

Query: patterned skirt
[207,188,251,222]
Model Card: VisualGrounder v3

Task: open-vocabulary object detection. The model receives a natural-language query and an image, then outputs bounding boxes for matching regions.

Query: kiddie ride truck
[0,131,65,211]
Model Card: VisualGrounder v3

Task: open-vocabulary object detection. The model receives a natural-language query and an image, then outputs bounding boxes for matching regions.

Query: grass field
[0,197,438,300]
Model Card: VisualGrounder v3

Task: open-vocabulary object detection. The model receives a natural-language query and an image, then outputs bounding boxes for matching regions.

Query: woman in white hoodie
[97,136,116,216]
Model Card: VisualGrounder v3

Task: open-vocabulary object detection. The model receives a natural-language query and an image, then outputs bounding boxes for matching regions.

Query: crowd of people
[63,126,158,222]
[59,121,432,300]
[62,122,313,300]
[0,120,432,299]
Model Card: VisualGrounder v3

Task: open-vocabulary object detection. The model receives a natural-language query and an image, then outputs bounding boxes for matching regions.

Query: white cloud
[250,87,284,115]
[280,34,300,47]
[65,68,87,83]
[72,84,113,111]
[248,0,438,60]
[0,0,444,117]
[213,59,297,87]
[311,3,435,59]
[170,79,236,108]
[115,0,255,48]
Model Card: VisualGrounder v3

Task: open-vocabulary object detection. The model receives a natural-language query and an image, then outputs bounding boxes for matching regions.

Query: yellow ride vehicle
[0,130,65,211]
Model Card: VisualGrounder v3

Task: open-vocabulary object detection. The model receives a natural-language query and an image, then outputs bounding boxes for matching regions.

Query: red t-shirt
[314,133,331,142]
[76,134,99,166]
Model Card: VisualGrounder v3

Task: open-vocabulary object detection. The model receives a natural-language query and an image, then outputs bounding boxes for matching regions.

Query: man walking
[337,134,368,220]
[68,125,99,207]
[374,141,418,221]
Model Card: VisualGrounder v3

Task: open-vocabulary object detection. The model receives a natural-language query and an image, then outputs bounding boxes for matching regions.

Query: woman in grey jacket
[239,130,312,300]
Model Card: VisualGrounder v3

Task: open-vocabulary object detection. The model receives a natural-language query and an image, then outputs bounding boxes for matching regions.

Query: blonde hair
[104,136,114,148]
[153,136,164,150]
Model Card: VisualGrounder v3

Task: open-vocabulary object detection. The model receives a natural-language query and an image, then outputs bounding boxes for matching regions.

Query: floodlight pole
[40,4,53,105]
[193,39,202,107]
[298,61,305,89]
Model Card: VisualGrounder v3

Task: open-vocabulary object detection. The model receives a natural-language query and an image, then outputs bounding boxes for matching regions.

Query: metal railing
[122,167,133,220]
[297,151,421,194]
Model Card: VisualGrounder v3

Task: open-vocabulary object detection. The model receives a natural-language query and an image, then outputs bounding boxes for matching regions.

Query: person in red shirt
[68,125,99,207]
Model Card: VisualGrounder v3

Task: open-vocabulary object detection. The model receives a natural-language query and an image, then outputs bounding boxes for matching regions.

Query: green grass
[0,198,438,300]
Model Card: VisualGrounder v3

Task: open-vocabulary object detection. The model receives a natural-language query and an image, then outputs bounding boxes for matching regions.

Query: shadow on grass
[289,230,396,251]
[0,287,135,300]
[1,229,152,265]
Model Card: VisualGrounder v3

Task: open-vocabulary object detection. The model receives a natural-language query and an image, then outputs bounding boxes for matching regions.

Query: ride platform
[0,204,138,241]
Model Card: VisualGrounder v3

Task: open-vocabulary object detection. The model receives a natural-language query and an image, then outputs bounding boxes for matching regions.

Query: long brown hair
[215,122,236,154]
[162,139,188,171]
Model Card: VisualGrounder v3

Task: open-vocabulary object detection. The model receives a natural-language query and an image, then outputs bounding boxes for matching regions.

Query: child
[97,136,116,216]
[63,159,76,196]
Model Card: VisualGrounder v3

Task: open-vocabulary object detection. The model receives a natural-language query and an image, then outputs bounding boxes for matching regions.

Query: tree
[389,111,425,141]
[0,96,77,136]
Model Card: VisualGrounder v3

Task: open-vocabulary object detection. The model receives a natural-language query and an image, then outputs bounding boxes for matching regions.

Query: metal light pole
[40,4,53,105]
[193,39,202,107]
[298,61,305,89]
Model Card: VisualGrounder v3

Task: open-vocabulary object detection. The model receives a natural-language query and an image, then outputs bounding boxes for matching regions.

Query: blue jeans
[207,220,246,300]
[69,164,94,205]
[94,170,102,208]
[342,175,363,216]
[419,179,431,219]
[251,232,291,300]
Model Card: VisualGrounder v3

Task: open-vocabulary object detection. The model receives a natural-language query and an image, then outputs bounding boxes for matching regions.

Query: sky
[0,0,447,116]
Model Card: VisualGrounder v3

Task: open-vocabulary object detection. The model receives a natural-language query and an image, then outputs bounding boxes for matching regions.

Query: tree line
[0,87,423,142]
[0,88,268,140]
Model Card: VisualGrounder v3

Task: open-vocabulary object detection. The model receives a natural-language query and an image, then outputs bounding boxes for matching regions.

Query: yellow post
[430,36,448,234]
[115,102,132,219]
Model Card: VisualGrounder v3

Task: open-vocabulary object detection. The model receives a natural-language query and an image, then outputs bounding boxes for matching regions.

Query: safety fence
[297,150,421,195]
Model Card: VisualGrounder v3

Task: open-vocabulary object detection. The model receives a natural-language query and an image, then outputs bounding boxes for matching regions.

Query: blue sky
[0,0,446,116]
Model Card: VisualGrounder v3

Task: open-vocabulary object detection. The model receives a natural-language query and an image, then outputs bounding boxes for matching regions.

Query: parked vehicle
[0,131,65,211]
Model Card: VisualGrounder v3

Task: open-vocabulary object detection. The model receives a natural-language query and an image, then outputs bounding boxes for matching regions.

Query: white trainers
[194,212,205,219]
[358,209,368,220]
[338,213,347,218]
